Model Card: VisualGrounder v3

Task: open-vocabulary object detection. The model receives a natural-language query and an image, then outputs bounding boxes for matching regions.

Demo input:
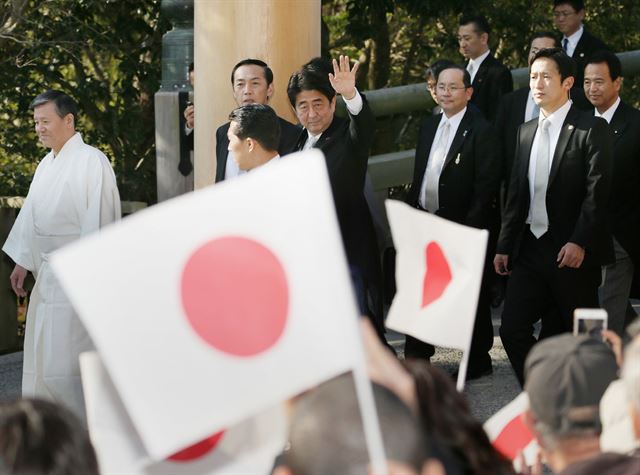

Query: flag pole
[352,365,389,475]
[456,349,469,391]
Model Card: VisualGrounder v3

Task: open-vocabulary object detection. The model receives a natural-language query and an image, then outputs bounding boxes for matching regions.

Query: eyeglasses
[436,84,467,93]
[553,10,576,19]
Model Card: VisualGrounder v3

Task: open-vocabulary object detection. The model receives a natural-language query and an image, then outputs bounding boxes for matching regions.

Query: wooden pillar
[193,0,321,189]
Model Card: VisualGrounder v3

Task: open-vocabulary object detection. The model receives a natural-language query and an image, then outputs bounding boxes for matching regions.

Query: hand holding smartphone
[573,308,608,340]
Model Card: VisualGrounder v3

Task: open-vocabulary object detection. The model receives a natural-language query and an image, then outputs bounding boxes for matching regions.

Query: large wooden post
[193,0,321,189]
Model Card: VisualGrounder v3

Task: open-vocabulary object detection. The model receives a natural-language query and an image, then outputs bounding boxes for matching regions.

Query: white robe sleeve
[80,151,121,237]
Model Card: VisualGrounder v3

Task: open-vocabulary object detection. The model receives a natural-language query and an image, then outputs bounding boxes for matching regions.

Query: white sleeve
[343,89,363,116]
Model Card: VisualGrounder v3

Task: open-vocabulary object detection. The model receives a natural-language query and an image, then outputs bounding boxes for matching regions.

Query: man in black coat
[495,48,613,386]
[552,0,610,110]
[287,56,384,340]
[584,50,640,335]
[405,65,501,379]
[457,13,513,122]
[214,59,299,183]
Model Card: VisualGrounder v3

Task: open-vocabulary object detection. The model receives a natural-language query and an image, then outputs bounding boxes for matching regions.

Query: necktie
[467,61,474,81]
[303,134,317,151]
[530,119,551,238]
[421,120,450,213]
[562,38,569,53]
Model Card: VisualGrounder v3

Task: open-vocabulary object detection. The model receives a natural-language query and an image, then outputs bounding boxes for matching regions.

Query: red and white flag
[51,151,364,460]
[80,352,287,475]
[384,200,488,352]
[484,392,538,465]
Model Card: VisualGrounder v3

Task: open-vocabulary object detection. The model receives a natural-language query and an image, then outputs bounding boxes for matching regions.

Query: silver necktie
[530,119,551,238]
[421,120,450,213]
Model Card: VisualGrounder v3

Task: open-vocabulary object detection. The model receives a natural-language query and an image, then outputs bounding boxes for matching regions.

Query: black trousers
[499,230,600,386]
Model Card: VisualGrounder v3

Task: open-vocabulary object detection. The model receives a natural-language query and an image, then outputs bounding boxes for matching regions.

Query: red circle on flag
[167,431,225,462]
[180,237,289,356]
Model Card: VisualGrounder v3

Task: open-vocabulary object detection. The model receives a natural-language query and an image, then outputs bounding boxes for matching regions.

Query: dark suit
[566,29,610,110]
[466,53,513,122]
[214,117,299,183]
[495,87,531,188]
[599,101,640,331]
[405,106,501,371]
[498,104,613,385]
[293,95,384,336]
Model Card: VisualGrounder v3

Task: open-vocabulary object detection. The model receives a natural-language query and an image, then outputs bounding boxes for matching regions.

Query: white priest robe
[2,132,121,418]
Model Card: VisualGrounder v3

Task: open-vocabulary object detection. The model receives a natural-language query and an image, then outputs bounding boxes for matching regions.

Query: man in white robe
[2,90,120,418]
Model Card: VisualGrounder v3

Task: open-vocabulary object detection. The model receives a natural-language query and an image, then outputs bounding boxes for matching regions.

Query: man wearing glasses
[405,65,501,380]
[553,0,609,109]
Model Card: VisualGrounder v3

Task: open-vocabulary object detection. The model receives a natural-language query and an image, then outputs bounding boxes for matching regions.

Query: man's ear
[266,83,275,102]
[246,137,256,152]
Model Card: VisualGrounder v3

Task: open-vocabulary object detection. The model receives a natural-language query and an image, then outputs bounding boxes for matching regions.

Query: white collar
[564,25,584,46]
[469,49,491,67]
[539,100,572,129]
[52,132,83,158]
[594,97,621,124]
[441,106,467,130]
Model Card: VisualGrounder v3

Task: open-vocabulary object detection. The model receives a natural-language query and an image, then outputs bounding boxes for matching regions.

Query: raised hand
[328,55,359,100]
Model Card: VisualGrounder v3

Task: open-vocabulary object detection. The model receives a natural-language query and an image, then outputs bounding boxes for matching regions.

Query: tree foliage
[0,0,169,202]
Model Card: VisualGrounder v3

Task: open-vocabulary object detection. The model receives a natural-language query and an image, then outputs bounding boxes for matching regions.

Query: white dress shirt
[594,96,620,124]
[419,107,467,210]
[563,25,584,58]
[303,89,363,148]
[526,100,572,223]
[467,49,491,83]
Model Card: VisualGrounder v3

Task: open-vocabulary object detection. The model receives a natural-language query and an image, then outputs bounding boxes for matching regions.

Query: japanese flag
[51,151,362,460]
[384,200,488,351]
[80,352,287,475]
[484,392,538,466]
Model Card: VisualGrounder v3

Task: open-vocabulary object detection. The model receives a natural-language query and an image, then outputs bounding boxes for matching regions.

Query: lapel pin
[462,130,468,137]
[614,130,619,134]
[579,53,584,58]
[455,153,461,164]
[568,125,574,130]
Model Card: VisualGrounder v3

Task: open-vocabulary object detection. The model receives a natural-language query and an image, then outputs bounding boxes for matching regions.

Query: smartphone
[573,308,608,340]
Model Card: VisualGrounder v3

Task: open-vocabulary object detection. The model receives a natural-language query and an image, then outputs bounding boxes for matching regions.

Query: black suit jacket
[603,101,640,266]
[292,95,379,279]
[497,105,614,267]
[407,106,501,229]
[568,29,610,110]
[214,116,299,183]
[495,86,530,188]
[467,53,513,122]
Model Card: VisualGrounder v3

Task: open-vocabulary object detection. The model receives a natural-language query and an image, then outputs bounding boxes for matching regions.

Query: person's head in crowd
[528,31,559,67]
[425,59,456,104]
[188,61,195,87]
[434,65,473,118]
[230,58,275,107]
[530,47,575,114]
[227,104,281,171]
[553,1,585,37]
[273,373,432,475]
[622,337,640,442]
[523,334,619,473]
[457,13,491,61]
[403,360,516,475]
[30,90,78,155]
[0,398,99,475]
[287,57,337,136]
[584,49,622,114]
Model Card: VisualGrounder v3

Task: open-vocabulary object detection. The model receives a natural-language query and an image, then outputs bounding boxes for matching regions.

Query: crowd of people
[1,0,639,473]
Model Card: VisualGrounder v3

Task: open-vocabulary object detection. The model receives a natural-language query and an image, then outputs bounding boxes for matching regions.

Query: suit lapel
[608,103,628,144]
[416,116,441,178]
[442,110,472,169]
[549,107,579,186]
[519,120,538,178]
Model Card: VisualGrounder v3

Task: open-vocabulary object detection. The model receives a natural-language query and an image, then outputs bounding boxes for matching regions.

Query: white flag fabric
[52,151,362,459]
[484,392,538,465]
[385,200,488,351]
[80,352,287,475]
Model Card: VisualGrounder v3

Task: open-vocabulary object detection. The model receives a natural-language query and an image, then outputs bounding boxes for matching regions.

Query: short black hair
[531,47,576,82]
[585,50,622,81]
[287,57,336,107]
[531,31,560,47]
[29,90,78,123]
[459,13,491,36]
[426,59,456,82]
[0,398,99,475]
[553,0,585,12]
[437,64,472,89]
[228,103,281,152]
[188,62,194,73]
[230,58,274,85]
